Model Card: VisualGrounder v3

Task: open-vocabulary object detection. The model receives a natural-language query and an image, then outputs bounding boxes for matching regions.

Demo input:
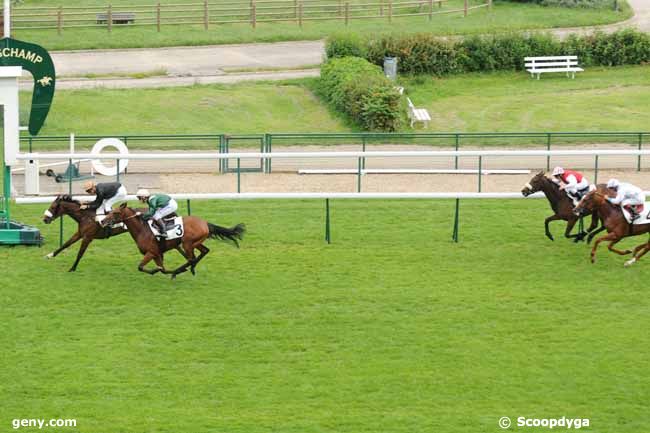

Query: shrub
[319,57,402,131]
[325,33,367,59]
[327,29,650,76]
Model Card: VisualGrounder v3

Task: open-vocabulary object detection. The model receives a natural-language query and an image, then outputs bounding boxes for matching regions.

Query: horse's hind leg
[563,218,582,242]
[189,244,210,275]
[607,238,632,256]
[625,242,650,267]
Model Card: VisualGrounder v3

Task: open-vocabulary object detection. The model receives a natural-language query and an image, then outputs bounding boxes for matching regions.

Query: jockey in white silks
[606,178,646,221]
[552,166,590,201]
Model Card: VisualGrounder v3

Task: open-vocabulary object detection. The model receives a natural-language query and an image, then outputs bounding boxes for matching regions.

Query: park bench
[406,97,431,128]
[525,56,583,80]
[96,12,136,25]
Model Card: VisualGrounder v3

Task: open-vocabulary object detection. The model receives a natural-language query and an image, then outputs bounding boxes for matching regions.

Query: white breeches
[152,199,178,221]
[622,193,645,208]
[565,178,589,195]
[97,185,127,214]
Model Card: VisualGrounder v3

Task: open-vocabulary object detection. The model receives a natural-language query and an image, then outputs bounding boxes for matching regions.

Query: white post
[4,0,11,38]
[70,132,75,154]
[0,66,22,166]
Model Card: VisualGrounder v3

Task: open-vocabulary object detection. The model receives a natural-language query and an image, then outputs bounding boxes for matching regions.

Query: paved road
[33,0,648,90]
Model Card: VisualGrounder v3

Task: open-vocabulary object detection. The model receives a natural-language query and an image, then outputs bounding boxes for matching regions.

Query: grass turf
[12,1,632,50]
[402,64,650,133]
[1,199,649,432]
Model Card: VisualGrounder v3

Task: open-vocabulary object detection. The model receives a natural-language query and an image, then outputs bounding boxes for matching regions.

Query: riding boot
[154,219,167,237]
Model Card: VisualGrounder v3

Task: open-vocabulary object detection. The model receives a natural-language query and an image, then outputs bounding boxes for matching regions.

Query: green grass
[19,79,350,141]
[403,65,650,133]
[1,199,649,432]
[12,1,632,50]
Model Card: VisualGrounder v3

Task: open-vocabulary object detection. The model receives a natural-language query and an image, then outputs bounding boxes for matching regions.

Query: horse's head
[43,195,77,224]
[104,203,135,226]
[574,190,605,216]
[521,171,548,197]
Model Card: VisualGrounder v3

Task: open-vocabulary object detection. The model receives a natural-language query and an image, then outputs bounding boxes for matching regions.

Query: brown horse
[574,190,650,264]
[104,203,245,278]
[521,171,604,242]
[42,195,186,272]
[42,195,131,272]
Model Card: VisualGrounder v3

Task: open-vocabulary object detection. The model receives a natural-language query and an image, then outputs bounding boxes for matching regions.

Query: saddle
[148,214,184,240]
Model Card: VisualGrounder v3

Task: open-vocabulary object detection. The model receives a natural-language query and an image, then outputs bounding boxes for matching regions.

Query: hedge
[319,57,402,131]
[327,29,650,75]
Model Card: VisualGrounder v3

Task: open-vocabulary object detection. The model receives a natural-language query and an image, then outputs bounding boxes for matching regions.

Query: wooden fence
[10,0,491,33]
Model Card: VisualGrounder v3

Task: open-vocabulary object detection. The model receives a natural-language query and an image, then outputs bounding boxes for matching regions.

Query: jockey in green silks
[136,189,178,237]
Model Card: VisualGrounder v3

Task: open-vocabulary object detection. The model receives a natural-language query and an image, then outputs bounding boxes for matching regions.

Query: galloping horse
[42,195,130,272]
[42,195,186,272]
[521,171,604,242]
[574,190,650,264]
[104,203,245,278]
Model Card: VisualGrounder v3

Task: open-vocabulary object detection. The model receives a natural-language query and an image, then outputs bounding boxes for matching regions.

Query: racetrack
[3,199,649,433]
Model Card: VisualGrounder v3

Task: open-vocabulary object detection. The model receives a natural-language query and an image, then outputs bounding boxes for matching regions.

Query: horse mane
[58,194,81,205]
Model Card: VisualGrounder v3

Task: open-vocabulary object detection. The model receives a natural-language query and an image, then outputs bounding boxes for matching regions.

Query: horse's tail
[208,223,246,248]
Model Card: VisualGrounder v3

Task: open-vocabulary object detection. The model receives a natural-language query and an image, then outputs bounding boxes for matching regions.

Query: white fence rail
[16,149,650,160]
[15,192,546,204]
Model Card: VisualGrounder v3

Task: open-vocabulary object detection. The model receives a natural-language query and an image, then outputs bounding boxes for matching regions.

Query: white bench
[406,97,431,128]
[525,56,583,80]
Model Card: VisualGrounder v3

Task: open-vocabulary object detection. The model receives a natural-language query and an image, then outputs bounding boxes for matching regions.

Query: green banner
[0,37,55,136]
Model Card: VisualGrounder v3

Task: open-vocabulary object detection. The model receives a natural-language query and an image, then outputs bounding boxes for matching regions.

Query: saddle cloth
[621,203,650,225]
[148,216,184,240]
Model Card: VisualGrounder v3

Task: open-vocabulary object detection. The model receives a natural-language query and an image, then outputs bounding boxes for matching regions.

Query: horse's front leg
[587,225,606,244]
[47,231,82,259]
[68,237,93,272]
[545,214,561,241]
[591,232,619,263]
[138,252,162,275]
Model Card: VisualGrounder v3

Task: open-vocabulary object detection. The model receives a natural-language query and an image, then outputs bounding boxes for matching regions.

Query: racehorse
[104,203,245,278]
[42,195,186,272]
[521,171,605,242]
[574,190,650,264]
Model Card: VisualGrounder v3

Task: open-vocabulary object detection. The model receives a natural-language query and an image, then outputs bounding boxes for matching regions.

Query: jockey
[80,181,127,221]
[552,166,590,201]
[606,178,646,221]
[136,189,178,237]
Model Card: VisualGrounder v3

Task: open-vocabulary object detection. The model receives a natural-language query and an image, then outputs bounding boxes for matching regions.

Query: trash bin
[384,57,397,81]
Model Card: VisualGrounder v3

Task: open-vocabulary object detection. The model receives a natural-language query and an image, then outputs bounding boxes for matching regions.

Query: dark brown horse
[43,195,130,272]
[104,203,245,278]
[521,171,604,242]
[574,190,650,264]
[42,195,186,272]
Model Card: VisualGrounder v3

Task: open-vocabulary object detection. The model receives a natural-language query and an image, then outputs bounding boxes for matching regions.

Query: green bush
[319,57,402,131]
[325,33,367,59]
[327,29,650,75]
